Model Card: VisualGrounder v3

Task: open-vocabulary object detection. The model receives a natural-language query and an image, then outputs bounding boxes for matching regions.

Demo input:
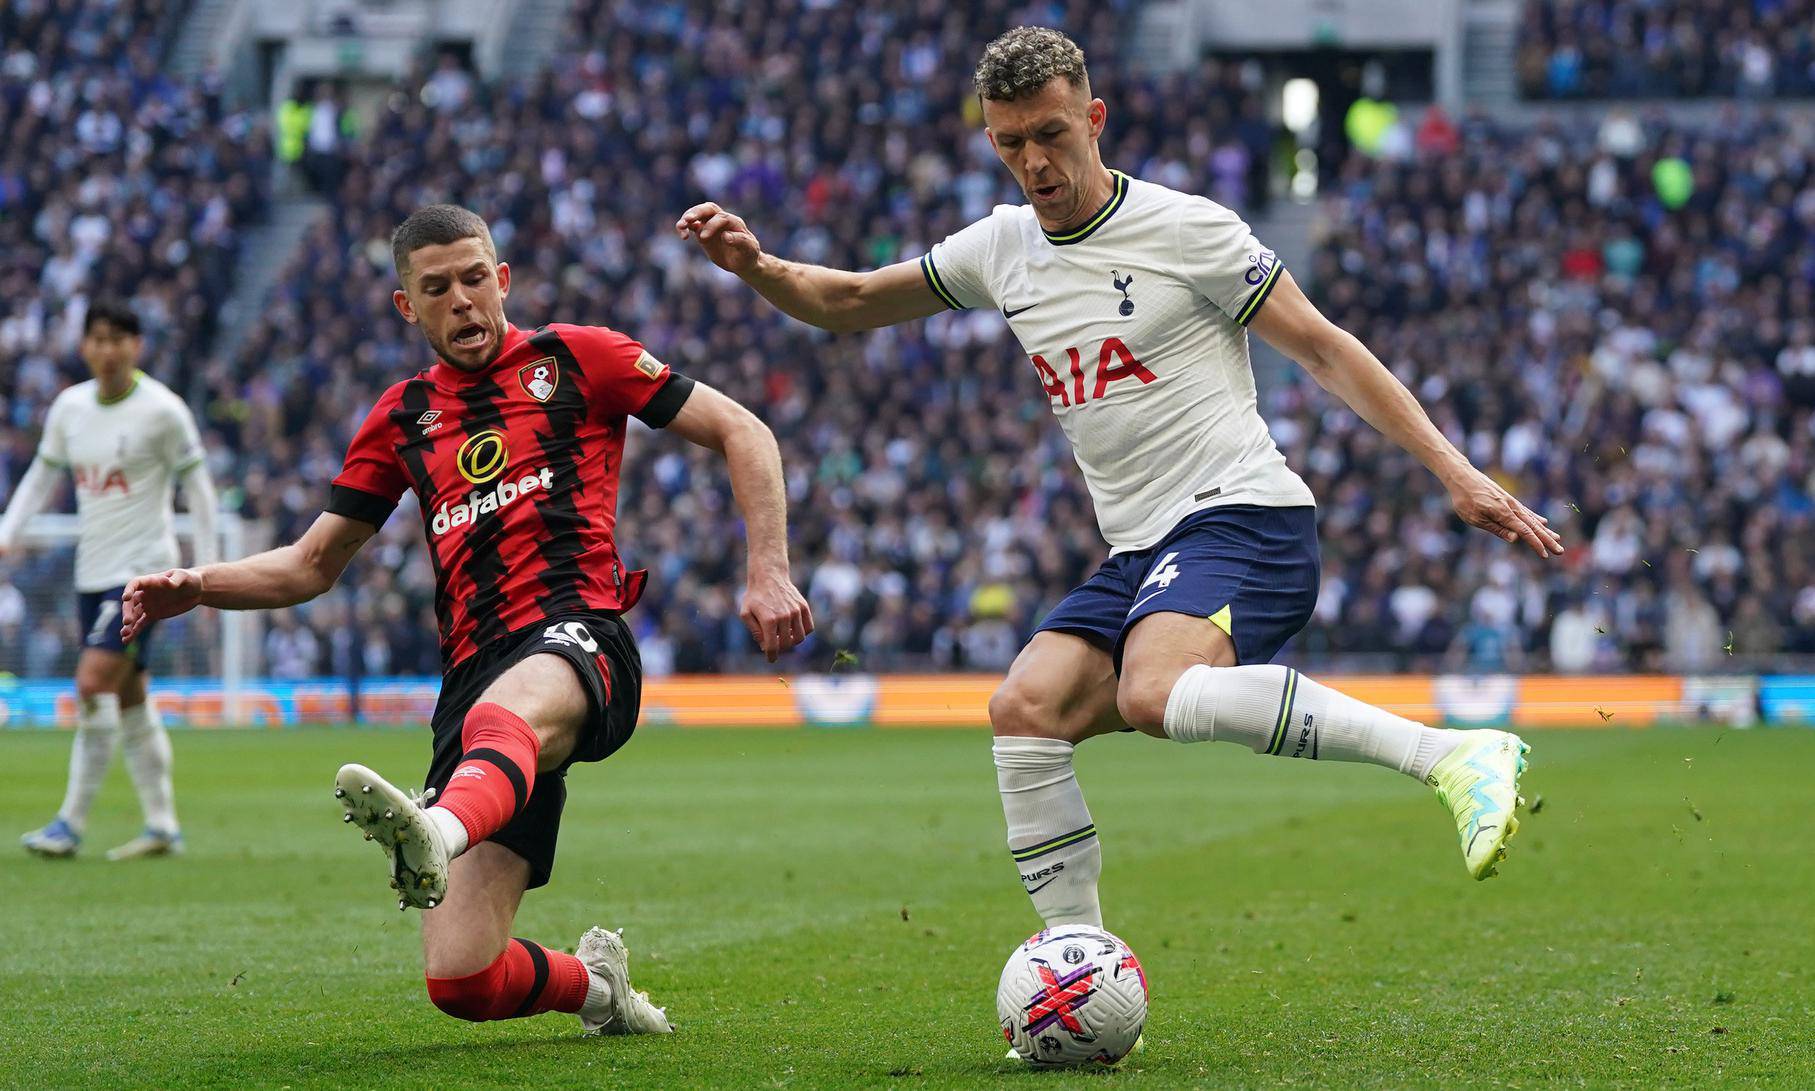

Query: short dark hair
[83,300,141,336]
[973,27,1089,102]
[391,204,496,279]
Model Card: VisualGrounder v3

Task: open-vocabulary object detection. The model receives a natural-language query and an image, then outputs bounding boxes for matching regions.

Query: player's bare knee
[477,655,587,770]
[422,920,512,982]
[989,682,1079,741]
[994,682,1052,740]
[1114,672,1174,736]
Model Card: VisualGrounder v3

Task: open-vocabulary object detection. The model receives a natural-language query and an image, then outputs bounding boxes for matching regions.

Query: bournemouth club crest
[518,357,559,402]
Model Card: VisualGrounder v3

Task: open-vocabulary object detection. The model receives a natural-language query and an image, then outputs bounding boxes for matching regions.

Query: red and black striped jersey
[328,323,693,669]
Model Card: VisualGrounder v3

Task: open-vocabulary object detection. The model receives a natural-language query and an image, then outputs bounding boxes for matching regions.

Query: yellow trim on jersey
[95,371,143,406]
[1042,171,1128,246]
[1235,261,1284,326]
[919,252,965,311]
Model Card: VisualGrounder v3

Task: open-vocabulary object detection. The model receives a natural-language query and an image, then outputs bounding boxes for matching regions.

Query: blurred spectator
[1520,0,1815,99]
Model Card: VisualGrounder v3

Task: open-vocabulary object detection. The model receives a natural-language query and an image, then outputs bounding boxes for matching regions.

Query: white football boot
[105,828,185,861]
[576,926,673,1035]
[21,817,80,858]
[334,764,451,909]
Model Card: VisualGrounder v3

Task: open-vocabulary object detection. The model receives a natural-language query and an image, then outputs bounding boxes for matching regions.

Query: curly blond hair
[973,26,1088,102]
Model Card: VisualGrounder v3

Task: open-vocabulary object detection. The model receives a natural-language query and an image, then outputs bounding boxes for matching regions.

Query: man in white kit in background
[0,301,219,860]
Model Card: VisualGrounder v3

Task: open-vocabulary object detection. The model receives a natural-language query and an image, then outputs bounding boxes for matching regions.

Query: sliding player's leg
[990,631,1127,929]
[342,614,670,1032]
[419,841,668,1034]
[22,637,133,857]
[1112,512,1527,881]
[108,656,184,860]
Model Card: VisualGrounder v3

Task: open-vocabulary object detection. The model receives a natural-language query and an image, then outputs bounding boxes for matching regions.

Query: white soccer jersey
[919,171,1314,553]
[31,373,206,591]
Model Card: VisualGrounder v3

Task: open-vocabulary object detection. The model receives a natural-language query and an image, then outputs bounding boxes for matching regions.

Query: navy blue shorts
[78,586,155,670]
[1037,506,1320,669]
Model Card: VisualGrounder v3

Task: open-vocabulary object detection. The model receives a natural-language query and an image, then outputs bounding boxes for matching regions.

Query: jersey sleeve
[160,396,207,475]
[35,394,69,468]
[326,389,409,528]
[551,323,695,427]
[1176,196,1285,327]
[919,214,998,311]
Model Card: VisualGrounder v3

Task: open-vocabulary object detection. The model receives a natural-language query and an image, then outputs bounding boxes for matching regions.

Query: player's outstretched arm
[1250,270,1564,559]
[675,202,945,333]
[121,511,377,639]
[662,381,813,662]
[179,460,221,567]
[0,457,61,558]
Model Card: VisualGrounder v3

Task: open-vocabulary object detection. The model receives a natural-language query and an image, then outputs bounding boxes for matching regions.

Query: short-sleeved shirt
[329,323,694,668]
[33,372,207,591]
[919,171,1314,554]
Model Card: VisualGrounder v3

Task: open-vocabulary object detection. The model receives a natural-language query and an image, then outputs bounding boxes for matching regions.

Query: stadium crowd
[1301,105,1815,672]
[3,0,1812,680]
[1519,0,1815,99]
[205,0,1286,678]
[0,0,271,676]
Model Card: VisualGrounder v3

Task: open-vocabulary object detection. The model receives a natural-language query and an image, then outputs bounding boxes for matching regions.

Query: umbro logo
[1002,302,1040,319]
[417,410,446,435]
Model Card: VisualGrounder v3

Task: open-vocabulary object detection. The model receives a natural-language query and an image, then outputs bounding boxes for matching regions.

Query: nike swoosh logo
[1002,302,1040,319]
[1024,877,1059,895]
[1128,588,1168,615]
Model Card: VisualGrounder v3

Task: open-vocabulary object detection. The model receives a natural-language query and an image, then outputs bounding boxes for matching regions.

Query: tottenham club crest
[1112,271,1134,316]
[518,357,559,402]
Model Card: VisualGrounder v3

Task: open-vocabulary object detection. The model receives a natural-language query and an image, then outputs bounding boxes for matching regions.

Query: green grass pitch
[3,724,1812,1089]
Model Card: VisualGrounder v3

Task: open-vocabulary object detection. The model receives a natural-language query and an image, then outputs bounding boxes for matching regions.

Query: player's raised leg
[107,663,184,860]
[22,646,133,858]
[337,654,576,908]
[1117,613,1528,880]
[990,631,1127,928]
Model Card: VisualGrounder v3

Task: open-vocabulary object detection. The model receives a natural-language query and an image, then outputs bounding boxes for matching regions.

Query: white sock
[1162,664,1460,782]
[60,693,121,834]
[579,969,614,1022]
[119,700,178,834]
[993,736,1103,927]
[426,806,470,858]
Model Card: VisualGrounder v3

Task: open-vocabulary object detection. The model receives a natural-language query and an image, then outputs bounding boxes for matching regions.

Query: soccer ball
[997,924,1147,1066]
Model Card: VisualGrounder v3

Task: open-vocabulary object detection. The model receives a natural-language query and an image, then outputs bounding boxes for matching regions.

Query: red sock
[425,939,591,1021]
[433,703,540,844]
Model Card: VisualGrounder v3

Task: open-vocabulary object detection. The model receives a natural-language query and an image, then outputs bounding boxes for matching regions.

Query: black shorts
[425,612,642,890]
[79,586,155,670]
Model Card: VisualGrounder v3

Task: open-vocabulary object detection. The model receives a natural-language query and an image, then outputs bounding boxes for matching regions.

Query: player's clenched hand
[1447,467,1565,558]
[740,570,813,663]
[675,202,763,276]
[122,568,204,640]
